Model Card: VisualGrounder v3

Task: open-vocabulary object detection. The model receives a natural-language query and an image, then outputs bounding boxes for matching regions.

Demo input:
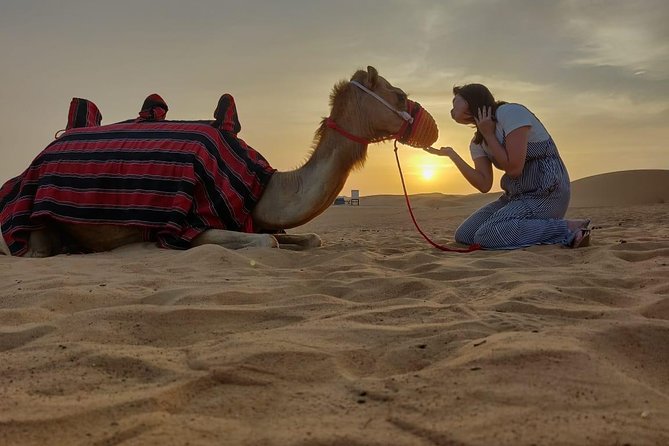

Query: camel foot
[192,230,278,249]
[274,233,322,250]
[255,234,279,249]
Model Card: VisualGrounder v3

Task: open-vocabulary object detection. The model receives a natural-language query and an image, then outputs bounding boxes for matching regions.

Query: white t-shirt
[470,103,551,160]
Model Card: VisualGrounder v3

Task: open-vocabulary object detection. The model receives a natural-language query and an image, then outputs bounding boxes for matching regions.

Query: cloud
[399,0,669,117]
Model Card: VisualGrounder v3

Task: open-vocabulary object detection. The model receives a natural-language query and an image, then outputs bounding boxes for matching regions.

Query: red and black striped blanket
[0,119,275,255]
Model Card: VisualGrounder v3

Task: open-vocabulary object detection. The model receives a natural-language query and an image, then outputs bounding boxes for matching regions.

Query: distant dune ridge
[569,169,669,207]
[1,169,668,445]
[358,169,669,209]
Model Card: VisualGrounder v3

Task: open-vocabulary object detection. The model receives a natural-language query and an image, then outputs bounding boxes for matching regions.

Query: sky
[1,0,667,196]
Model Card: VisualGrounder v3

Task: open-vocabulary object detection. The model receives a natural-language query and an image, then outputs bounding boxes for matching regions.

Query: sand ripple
[1,171,669,445]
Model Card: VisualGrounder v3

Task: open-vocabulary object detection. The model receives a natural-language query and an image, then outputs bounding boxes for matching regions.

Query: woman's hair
[453,84,506,145]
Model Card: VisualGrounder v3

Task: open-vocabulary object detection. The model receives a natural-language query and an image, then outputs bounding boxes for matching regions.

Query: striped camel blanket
[0,95,275,255]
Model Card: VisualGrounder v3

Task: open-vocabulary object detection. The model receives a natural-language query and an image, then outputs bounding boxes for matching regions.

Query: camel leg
[192,229,279,249]
[25,228,63,258]
[273,233,322,250]
[0,230,9,256]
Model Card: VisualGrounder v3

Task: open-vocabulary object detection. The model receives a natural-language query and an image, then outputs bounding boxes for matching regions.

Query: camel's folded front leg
[273,233,322,250]
[192,230,279,249]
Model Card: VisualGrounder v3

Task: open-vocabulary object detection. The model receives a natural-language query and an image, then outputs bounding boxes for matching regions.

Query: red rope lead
[394,141,481,253]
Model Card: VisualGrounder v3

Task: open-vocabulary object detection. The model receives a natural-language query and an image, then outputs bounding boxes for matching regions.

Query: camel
[0,66,429,257]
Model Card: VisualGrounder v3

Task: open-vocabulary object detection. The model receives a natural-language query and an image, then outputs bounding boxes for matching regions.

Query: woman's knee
[470,220,507,249]
[472,231,501,249]
[472,220,525,249]
[455,200,507,245]
[454,223,476,245]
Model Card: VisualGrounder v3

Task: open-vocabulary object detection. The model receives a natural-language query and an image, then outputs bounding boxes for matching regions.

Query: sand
[1,169,668,445]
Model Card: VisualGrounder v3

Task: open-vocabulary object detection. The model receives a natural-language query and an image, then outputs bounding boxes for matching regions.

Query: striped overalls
[455,138,574,249]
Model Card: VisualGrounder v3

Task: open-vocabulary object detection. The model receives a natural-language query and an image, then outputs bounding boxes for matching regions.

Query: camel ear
[367,66,379,88]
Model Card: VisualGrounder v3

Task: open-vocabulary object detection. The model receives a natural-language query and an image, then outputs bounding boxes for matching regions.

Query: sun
[421,165,436,181]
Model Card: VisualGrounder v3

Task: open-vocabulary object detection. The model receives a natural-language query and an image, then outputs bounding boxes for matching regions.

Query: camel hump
[213,93,241,135]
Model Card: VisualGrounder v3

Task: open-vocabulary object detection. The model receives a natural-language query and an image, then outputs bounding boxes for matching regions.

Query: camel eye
[397,92,408,103]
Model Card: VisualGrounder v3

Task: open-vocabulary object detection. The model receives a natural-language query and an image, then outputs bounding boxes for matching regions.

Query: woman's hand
[474,106,495,138]
[423,146,455,157]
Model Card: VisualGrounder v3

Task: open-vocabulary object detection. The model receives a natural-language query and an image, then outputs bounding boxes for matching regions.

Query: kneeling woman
[425,84,590,249]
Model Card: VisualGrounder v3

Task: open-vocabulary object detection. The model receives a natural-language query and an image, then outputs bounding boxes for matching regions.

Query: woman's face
[450,95,474,125]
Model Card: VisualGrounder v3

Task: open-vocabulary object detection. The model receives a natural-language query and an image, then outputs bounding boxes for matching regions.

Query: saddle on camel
[0,66,438,257]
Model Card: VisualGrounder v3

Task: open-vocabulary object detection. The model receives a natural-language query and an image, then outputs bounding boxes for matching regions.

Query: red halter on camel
[327,80,481,253]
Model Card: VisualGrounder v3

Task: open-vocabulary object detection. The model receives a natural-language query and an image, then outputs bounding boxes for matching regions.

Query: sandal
[567,219,592,248]
[570,228,591,248]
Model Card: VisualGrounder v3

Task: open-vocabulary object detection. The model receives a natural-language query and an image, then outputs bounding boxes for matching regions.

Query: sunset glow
[421,165,437,181]
[0,1,666,197]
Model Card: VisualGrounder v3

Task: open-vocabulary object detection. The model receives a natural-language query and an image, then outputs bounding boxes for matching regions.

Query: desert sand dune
[1,170,668,445]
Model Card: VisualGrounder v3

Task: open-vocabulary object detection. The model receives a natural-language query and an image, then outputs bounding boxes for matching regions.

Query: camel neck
[250,130,367,230]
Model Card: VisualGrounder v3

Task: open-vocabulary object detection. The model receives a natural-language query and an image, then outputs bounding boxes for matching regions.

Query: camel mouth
[397,100,439,149]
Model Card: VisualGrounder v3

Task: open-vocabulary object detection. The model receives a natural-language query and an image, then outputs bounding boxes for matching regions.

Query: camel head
[350,66,411,138]
[253,66,436,230]
[328,66,411,143]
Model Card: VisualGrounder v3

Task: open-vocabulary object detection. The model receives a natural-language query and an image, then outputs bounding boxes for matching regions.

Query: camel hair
[0,66,415,257]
